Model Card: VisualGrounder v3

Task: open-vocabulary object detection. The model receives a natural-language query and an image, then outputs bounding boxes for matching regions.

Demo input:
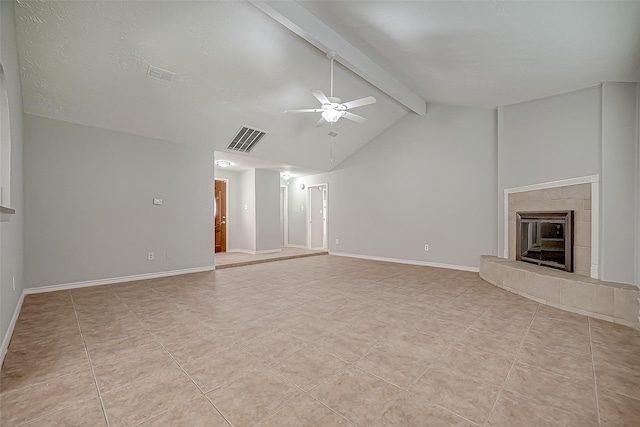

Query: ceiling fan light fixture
[216,160,232,168]
[321,109,345,123]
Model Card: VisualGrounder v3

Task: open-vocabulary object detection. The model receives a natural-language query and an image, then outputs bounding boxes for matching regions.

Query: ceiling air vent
[226,126,268,153]
[146,65,175,83]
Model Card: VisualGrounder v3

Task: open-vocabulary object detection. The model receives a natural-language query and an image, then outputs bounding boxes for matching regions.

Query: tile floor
[214,247,327,269]
[1,255,639,426]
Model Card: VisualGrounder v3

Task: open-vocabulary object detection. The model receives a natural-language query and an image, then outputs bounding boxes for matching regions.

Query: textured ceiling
[13,1,640,173]
[302,1,640,108]
[14,0,407,173]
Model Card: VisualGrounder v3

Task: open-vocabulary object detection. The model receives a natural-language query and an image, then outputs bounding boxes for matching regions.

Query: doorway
[214,179,228,253]
[280,185,288,247]
[307,184,328,250]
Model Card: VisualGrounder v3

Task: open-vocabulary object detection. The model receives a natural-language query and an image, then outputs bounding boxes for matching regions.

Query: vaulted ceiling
[13,1,640,173]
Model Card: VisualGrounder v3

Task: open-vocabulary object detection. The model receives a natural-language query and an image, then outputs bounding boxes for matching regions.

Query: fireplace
[516,211,573,272]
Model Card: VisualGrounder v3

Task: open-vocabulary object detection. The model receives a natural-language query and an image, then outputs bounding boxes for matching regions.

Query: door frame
[306,183,328,250]
[214,178,229,252]
[280,184,289,247]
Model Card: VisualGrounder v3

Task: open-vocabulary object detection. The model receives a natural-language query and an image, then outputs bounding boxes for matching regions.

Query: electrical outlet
[148,252,155,261]
[12,276,15,291]
[424,244,429,251]
[335,238,339,244]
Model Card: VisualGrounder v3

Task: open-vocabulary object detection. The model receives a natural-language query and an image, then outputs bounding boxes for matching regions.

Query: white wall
[1,0,25,351]
[289,103,498,269]
[498,86,602,257]
[637,84,640,286]
[236,169,256,252]
[24,115,214,288]
[255,169,281,252]
[600,83,638,285]
[498,84,640,286]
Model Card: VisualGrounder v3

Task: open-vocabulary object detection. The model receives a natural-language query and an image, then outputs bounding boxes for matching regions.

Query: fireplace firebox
[516,211,573,272]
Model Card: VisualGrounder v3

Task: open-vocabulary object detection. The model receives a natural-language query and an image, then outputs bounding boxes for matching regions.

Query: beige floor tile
[149,322,217,349]
[592,342,640,371]
[0,338,90,392]
[529,315,590,338]
[257,395,352,427]
[516,342,593,380]
[409,365,501,424]
[269,345,347,391]
[598,389,640,427]
[241,330,307,364]
[410,317,468,340]
[523,328,591,356]
[355,341,432,388]
[388,329,452,357]
[101,366,201,427]
[178,345,262,393]
[0,369,98,426]
[309,365,402,426]
[594,360,640,398]
[81,326,146,351]
[503,362,598,418]
[469,317,530,340]
[487,389,598,427]
[431,343,514,385]
[140,396,229,426]
[2,256,635,426]
[347,318,404,342]
[372,392,476,427]
[589,323,640,349]
[10,317,80,343]
[206,365,300,427]
[93,346,178,394]
[77,312,142,337]
[317,330,378,362]
[536,304,589,325]
[21,398,106,427]
[161,333,233,366]
[85,331,161,366]
[455,326,522,357]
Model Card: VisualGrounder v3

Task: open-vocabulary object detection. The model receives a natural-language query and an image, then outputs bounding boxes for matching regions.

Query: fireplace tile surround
[508,183,591,276]
[481,177,639,328]
[480,256,640,328]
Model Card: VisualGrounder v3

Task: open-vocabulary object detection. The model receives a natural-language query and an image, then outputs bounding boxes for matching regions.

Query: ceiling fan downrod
[327,50,338,98]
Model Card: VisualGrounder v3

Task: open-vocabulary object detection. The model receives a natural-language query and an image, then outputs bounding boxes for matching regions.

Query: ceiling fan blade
[311,90,331,105]
[342,96,377,110]
[315,117,327,127]
[343,112,367,123]
[285,109,323,113]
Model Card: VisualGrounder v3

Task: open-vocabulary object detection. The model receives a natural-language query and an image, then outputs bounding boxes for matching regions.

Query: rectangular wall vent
[226,126,268,153]
[146,65,175,83]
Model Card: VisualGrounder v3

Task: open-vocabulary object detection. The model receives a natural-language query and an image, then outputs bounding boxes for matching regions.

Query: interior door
[280,186,285,246]
[309,185,325,249]
[214,180,227,253]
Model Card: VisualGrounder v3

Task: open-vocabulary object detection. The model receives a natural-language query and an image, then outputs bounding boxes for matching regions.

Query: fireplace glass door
[516,211,573,272]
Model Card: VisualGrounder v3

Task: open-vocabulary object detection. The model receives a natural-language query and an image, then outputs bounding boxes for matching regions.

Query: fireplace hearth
[516,211,573,272]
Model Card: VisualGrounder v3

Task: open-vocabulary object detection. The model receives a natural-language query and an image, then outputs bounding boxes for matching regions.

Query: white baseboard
[329,252,479,273]
[1,291,25,367]
[285,244,308,249]
[24,265,216,295]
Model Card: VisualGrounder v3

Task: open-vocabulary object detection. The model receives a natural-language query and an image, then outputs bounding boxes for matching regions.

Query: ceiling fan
[285,51,376,127]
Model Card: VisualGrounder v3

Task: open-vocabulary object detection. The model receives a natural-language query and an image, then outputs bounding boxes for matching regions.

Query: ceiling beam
[249,0,427,116]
